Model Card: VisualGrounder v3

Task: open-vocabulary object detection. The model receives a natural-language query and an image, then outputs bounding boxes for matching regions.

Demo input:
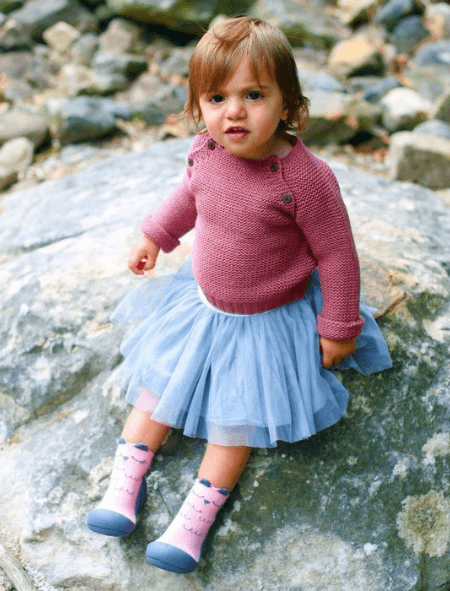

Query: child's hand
[319,336,356,369]
[128,235,160,275]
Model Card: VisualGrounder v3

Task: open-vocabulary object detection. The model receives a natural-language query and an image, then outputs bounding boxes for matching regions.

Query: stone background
[1,1,450,590]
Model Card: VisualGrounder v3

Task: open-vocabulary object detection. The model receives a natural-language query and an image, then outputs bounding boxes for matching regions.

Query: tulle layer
[110,260,392,448]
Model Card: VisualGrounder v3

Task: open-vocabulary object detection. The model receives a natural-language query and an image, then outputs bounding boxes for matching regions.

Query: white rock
[0,136,34,171]
[380,88,433,132]
[42,20,81,53]
[424,2,450,40]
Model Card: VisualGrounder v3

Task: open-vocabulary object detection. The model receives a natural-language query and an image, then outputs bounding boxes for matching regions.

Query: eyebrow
[207,83,272,95]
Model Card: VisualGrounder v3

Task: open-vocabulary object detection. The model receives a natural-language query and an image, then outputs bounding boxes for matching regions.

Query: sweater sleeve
[140,163,197,253]
[296,160,364,340]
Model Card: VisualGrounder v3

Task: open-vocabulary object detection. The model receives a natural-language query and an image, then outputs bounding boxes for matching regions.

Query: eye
[247,91,263,101]
[209,94,224,104]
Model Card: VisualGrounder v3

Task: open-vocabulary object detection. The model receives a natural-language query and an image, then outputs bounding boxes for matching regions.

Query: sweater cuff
[316,313,365,340]
[140,214,180,253]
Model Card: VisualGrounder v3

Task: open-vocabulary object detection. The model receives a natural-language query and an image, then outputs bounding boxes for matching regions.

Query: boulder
[349,76,401,103]
[0,135,33,190]
[433,91,450,123]
[375,0,422,30]
[414,40,450,67]
[424,2,450,41]
[1,78,35,103]
[297,70,347,94]
[0,108,49,148]
[390,130,450,188]
[1,137,450,589]
[249,0,346,49]
[98,17,147,55]
[0,17,33,51]
[69,32,99,66]
[9,0,97,39]
[91,51,148,81]
[130,87,186,125]
[380,87,433,132]
[337,0,384,28]
[302,91,382,145]
[56,63,128,96]
[106,0,253,34]
[0,51,57,91]
[390,15,429,54]
[42,20,81,53]
[57,96,119,144]
[403,64,450,102]
[413,119,450,140]
[328,32,386,77]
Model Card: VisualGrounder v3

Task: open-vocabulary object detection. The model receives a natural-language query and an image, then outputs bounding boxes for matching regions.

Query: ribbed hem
[201,282,309,315]
[140,214,180,253]
[316,313,365,340]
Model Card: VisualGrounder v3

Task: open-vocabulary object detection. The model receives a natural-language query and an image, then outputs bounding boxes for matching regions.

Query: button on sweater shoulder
[141,132,364,339]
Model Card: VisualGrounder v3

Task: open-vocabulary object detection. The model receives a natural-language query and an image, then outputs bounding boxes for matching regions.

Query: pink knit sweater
[141,133,364,340]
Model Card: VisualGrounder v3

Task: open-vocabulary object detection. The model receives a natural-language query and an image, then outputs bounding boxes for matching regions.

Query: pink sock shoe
[87,438,154,537]
[146,478,230,573]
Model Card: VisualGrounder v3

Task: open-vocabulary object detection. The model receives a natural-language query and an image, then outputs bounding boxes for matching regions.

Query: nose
[226,98,246,119]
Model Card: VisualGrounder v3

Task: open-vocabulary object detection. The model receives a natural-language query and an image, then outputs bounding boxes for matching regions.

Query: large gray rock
[1,137,450,589]
[0,108,49,148]
[9,0,97,39]
[375,0,422,30]
[302,91,382,145]
[105,0,253,34]
[390,130,450,189]
[249,0,346,49]
[413,119,450,140]
[0,50,57,91]
[414,40,450,67]
[57,96,120,144]
[0,17,33,51]
[380,87,433,132]
[390,15,428,54]
[424,2,450,40]
[434,91,450,124]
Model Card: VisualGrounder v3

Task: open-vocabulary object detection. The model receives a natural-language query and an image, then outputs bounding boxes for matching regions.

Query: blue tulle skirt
[110,259,392,448]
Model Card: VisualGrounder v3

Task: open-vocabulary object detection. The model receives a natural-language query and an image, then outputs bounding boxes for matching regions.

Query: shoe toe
[146,541,198,573]
[87,509,135,537]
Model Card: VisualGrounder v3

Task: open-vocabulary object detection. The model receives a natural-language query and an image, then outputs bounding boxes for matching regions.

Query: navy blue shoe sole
[87,478,147,537]
[146,541,199,574]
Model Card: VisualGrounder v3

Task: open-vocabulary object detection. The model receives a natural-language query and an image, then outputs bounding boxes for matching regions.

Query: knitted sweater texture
[141,133,364,340]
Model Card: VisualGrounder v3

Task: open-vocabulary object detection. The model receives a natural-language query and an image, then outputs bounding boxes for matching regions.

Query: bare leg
[122,406,171,452]
[198,443,252,489]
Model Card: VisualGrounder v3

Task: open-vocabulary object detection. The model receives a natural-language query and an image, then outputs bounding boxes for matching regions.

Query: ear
[281,106,288,121]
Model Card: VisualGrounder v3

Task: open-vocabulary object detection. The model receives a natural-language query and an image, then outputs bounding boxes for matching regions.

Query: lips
[225,127,249,137]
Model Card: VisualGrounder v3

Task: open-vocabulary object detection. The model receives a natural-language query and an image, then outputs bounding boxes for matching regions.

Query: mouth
[225,127,249,137]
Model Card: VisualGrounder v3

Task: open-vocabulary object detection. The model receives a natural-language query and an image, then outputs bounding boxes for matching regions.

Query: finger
[128,257,145,275]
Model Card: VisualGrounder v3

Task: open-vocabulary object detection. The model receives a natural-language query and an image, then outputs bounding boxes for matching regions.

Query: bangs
[195,33,274,98]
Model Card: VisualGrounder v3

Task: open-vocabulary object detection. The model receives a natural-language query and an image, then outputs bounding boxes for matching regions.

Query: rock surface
[1,136,450,590]
[390,130,450,189]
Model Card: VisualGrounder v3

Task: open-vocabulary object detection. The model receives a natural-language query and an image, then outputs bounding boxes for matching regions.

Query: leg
[122,406,171,451]
[198,443,252,489]
[87,407,170,537]
[146,443,252,573]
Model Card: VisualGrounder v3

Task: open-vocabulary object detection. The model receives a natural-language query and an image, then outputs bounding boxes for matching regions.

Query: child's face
[198,58,288,160]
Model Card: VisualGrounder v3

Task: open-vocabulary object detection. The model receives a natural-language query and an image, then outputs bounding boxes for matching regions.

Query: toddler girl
[87,16,392,574]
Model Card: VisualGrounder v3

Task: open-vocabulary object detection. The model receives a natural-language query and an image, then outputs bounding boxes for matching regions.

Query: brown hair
[183,16,309,137]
